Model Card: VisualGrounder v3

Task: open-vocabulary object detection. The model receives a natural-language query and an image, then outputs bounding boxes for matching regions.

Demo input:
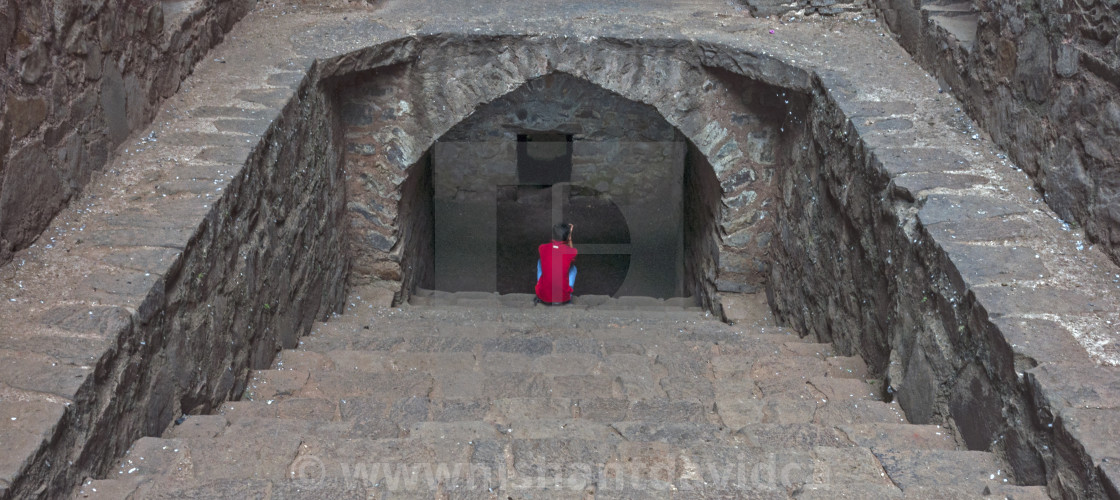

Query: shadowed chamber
[428,74,693,298]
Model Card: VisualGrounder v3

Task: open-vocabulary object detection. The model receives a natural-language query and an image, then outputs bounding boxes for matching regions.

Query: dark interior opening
[389,73,713,302]
[495,184,631,295]
[517,133,573,185]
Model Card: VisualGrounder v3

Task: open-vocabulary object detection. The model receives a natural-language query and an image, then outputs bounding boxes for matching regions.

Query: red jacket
[536,241,577,303]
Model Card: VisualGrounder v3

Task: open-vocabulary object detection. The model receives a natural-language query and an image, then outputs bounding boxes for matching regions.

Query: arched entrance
[328,35,807,310]
[430,73,683,298]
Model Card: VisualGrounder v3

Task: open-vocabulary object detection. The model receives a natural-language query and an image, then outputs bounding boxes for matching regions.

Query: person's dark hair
[553,222,572,241]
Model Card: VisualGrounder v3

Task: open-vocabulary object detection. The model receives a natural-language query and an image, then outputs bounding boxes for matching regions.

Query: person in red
[535,222,578,305]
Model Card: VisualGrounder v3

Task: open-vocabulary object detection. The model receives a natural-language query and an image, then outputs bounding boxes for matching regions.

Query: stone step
[981,484,1052,500]
[100,413,1017,499]
[873,449,1018,498]
[247,354,874,406]
[330,293,761,329]
[94,296,1041,497]
[838,423,958,452]
[313,306,789,338]
[290,328,808,360]
[74,479,144,499]
[409,289,706,312]
[222,386,909,434]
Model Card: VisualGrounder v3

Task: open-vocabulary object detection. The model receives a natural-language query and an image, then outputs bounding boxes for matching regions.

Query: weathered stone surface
[939,242,1049,287]
[1029,364,1120,412]
[873,148,971,175]
[917,194,1028,226]
[923,217,1038,242]
[871,0,1120,271]
[971,285,1106,318]
[990,317,1094,368]
[6,96,47,139]
[41,305,132,337]
[0,400,67,488]
[2,1,1117,499]
[890,172,988,199]
[0,0,255,269]
[0,145,65,254]
[1059,407,1120,470]
[99,60,129,146]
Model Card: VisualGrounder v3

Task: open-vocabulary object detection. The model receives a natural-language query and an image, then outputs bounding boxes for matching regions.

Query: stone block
[195,145,252,165]
[235,87,293,107]
[0,399,68,487]
[629,399,709,424]
[609,422,730,444]
[1028,364,1120,412]
[99,59,128,145]
[890,172,988,200]
[738,422,851,450]
[244,369,309,401]
[990,317,1093,368]
[844,101,917,119]
[213,118,273,136]
[84,226,194,250]
[720,292,775,326]
[165,415,229,439]
[1015,28,1052,103]
[971,284,1106,319]
[6,95,47,139]
[938,242,1049,288]
[948,363,1001,450]
[478,373,552,399]
[81,270,161,299]
[481,337,553,356]
[0,144,64,252]
[431,398,489,422]
[338,397,397,438]
[18,39,48,84]
[186,434,303,481]
[511,438,615,478]
[873,449,1001,493]
[840,423,956,452]
[40,304,132,337]
[917,194,1028,226]
[715,395,764,430]
[923,216,1037,242]
[489,397,573,421]
[1058,407,1120,470]
[873,148,971,176]
[1102,460,1120,500]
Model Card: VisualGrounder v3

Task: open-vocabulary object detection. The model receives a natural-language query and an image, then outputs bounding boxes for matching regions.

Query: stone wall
[770,65,1120,498]
[397,151,435,305]
[737,0,869,17]
[0,0,254,265]
[1,63,349,499]
[872,0,1120,267]
[682,143,724,312]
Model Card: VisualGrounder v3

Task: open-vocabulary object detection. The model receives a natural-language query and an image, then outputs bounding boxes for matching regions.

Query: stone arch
[327,34,810,308]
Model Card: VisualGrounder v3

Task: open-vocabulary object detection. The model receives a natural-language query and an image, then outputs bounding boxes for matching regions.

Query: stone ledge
[772,12,1120,497]
[0,7,349,496]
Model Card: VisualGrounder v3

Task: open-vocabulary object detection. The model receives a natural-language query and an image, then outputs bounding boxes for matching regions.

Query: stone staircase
[76,290,1048,499]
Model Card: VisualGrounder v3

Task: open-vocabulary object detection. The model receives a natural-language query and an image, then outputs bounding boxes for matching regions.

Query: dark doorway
[517,133,573,185]
[496,184,630,296]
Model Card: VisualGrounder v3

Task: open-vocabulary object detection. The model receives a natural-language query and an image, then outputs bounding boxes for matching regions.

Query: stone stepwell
[3,0,1120,498]
[77,290,1047,499]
